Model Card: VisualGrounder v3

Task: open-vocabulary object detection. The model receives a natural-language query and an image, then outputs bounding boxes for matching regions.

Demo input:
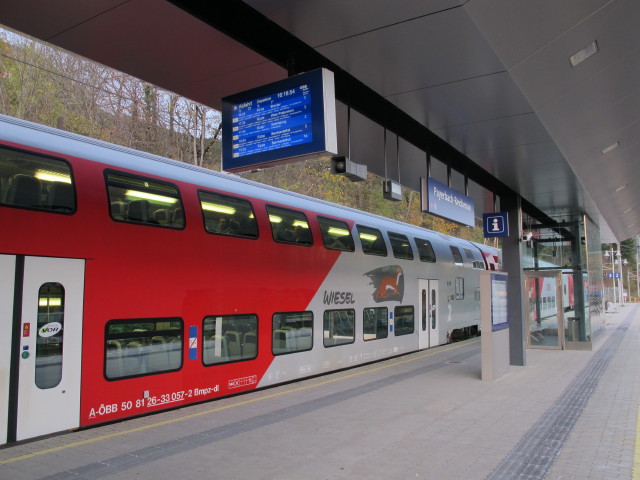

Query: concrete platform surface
[2,305,640,480]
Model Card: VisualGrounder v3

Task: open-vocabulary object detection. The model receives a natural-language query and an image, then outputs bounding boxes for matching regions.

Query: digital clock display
[222,69,337,173]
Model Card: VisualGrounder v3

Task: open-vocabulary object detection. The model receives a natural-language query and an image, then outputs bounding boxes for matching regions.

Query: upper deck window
[0,146,75,213]
[199,190,258,238]
[450,246,464,265]
[357,225,387,256]
[266,205,312,245]
[414,237,436,263]
[106,171,184,228]
[389,232,414,260]
[318,216,355,251]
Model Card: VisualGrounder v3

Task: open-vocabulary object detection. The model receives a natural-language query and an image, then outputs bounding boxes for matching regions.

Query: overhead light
[569,41,599,68]
[327,227,350,237]
[616,184,628,192]
[124,190,178,204]
[35,170,72,184]
[201,202,236,214]
[360,233,378,242]
[624,208,632,214]
[602,141,619,154]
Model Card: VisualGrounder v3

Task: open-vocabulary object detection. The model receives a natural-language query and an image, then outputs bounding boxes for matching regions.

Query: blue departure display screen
[222,69,337,173]
[231,85,312,158]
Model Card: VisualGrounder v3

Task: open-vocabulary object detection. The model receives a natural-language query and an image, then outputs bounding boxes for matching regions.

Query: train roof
[0,113,496,254]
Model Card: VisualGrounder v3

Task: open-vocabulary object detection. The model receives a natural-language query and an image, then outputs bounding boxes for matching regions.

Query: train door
[418,279,439,349]
[0,255,16,445]
[1,255,84,443]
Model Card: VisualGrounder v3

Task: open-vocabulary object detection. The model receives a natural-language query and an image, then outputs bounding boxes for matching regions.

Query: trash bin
[568,318,580,341]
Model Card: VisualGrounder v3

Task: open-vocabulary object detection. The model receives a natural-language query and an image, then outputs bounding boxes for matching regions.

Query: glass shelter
[522,214,604,350]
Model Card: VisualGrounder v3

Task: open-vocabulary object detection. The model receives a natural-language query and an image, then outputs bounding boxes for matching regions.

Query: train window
[464,248,485,269]
[105,171,185,228]
[450,246,464,265]
[272,311,313,355]
[394,306,415,336]
[363,307,388,341]
[35,283,65,389]
[455,277,464,300]
[323,309,355,347]
[104,318,183,380]
[202,314,258,365]
[389,232,414,260]
[267,205,312,245]
[318,216,355,251]
[414,237,436,263]
[199,191,258,239]
[0,146,75,213]
[357,225,387,256]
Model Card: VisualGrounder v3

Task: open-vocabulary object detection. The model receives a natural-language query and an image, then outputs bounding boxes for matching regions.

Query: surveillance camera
[522,231,533,242]
[330,156,367,181]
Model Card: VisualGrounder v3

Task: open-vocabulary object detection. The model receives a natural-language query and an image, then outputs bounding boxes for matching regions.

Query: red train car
[0,114,499,444]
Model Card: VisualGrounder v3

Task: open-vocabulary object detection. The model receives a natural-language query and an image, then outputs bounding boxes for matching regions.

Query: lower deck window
[323,309,355,347]
[394,306,415,336]
[272,311,313,355]
[105,318,182,379]
[202,314,258,365]
[363,307,388,341]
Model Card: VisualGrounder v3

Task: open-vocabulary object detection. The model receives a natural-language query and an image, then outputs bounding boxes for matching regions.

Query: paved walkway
[1,305,639,480]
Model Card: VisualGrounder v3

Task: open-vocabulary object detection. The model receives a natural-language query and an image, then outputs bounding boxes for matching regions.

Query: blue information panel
[222,69,337,172]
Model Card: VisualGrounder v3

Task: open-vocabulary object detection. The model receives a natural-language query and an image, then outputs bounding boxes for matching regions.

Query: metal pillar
[500,194,527,366]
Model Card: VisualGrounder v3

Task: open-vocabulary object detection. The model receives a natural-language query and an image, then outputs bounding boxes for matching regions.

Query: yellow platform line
[0,339,477,465]
[633,393,640,478]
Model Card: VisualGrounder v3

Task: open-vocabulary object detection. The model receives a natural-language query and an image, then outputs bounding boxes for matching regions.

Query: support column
[500,194,527,366]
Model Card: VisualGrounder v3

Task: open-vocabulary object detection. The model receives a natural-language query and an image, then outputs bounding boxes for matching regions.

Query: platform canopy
[1,0,638,241]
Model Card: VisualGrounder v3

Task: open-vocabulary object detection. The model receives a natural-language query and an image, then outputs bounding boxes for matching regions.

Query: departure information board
[231,84,312,158]
[222,69,337,172]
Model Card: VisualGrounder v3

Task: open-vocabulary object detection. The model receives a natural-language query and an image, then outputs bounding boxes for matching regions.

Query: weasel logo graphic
[364,265,404,302]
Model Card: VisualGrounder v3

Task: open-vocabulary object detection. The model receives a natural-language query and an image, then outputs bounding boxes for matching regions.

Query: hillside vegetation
[0,29,487,243]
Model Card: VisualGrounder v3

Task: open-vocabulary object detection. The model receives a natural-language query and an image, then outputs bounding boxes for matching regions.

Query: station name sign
[420,177,475,227]
[221,68,338,172]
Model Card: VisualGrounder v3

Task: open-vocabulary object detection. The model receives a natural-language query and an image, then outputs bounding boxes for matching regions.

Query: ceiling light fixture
[624,208,632,214]
[602,141,619,154]
[616,184,628,192]
[569,41,599,68]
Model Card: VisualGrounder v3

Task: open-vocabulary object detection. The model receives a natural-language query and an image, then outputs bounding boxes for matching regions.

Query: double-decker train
[0,114,499,444]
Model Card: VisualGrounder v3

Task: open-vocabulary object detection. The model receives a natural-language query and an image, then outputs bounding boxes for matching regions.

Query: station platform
[2,305,640,480]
